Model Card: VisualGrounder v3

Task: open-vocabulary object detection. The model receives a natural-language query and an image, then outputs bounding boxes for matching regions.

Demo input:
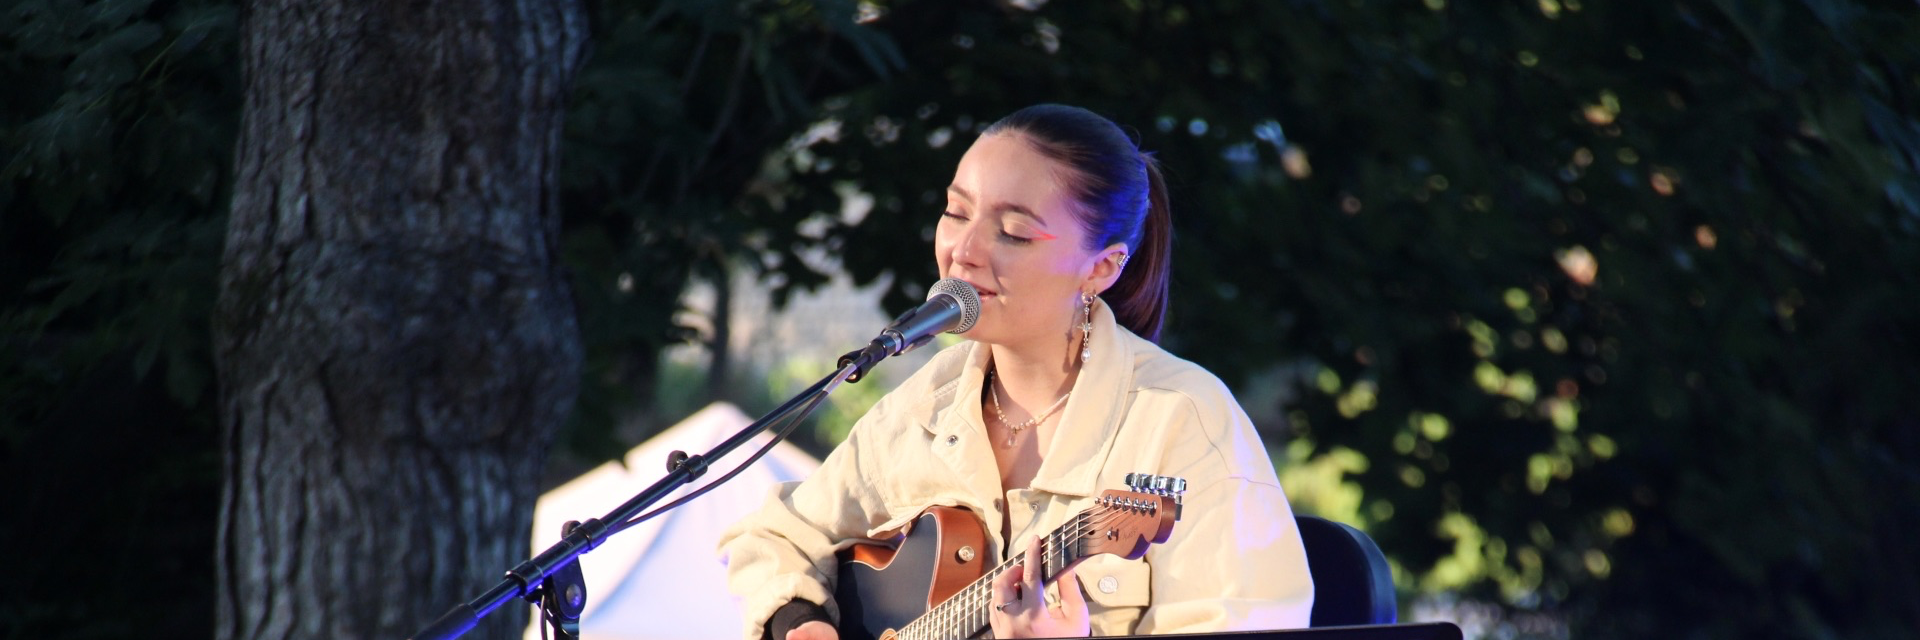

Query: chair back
[1295,515,1397,626]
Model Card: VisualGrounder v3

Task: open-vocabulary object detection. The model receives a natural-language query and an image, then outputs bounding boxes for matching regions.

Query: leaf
[1885,176,1920,229]
[82,22,165,62]
[133,338,161,379]
[1861,97,1920,171]
[164,5,238,55]
[8,0,83,59]
[165,343,208,407]
[88,0,158,29]
[816,0,905,79]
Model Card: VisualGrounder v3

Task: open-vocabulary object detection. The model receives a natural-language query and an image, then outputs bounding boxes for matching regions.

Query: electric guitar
[834,474,1187,640]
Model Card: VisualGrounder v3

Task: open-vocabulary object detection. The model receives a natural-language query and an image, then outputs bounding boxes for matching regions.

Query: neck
[987,339,1080,410]
[983,299,1093,409]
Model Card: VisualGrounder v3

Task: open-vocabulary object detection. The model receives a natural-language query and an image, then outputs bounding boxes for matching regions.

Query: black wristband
[766,598,832,640]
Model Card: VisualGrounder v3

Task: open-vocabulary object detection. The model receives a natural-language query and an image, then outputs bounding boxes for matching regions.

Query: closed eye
[1002,219,1052,244]
[942,210,1045,245]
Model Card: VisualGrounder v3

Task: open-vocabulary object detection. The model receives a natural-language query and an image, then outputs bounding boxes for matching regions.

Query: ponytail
[1103,154,1172,342]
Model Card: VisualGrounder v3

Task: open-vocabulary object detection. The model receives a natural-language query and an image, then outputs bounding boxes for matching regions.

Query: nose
[946,217,991,271]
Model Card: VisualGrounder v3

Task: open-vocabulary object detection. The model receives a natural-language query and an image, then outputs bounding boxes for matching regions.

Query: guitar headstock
[1125,472,1188,521]
[1065,475,1187,562]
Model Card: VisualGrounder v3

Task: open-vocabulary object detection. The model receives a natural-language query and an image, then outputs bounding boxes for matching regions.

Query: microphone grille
[928,278,982,334]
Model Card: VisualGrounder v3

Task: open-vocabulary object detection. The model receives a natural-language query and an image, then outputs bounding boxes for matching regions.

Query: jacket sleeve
[1133,477,1315,633]
[716,419,894,640]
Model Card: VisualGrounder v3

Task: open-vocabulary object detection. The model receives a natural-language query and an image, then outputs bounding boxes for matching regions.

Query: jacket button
[1098,576,1119,594]
[945,435,958,446]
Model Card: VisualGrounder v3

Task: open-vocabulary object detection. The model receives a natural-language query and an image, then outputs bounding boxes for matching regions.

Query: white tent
[524,403,821,640]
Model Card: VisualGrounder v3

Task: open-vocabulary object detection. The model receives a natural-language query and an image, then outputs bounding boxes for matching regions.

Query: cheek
[1029,251,1086,283]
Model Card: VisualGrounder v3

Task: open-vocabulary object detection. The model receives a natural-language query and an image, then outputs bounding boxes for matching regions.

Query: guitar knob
[956,546,976,563]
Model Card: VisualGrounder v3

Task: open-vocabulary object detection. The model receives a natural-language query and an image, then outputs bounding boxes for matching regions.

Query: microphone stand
[408,359,865,640]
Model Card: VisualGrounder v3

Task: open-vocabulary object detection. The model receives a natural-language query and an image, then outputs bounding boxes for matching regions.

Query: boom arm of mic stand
[407,362,861,640]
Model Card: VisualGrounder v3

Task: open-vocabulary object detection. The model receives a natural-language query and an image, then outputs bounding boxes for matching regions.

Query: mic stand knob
[664,451,709,478]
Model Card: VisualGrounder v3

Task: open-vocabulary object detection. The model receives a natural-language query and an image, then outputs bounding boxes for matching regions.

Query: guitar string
[934,501,1150,640]
[906,506,1101,640]
[898,499,1160,640]
[971,508,1107,637]
[961,508,1104,638]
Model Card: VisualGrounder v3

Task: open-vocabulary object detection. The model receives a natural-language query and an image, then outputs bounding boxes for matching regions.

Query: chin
[958,323,1002,346]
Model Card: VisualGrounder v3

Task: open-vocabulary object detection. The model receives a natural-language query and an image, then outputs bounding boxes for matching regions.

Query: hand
[990,535,1091,638]
[784,620,837,640]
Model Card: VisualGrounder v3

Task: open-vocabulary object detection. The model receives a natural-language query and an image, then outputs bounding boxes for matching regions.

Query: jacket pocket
[1074,555,1151,632]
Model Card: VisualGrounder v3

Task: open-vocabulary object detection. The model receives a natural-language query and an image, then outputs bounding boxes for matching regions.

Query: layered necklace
[986,367,1072,446]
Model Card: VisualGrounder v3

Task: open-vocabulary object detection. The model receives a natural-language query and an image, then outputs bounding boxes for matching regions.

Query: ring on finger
[996,602,1016,613]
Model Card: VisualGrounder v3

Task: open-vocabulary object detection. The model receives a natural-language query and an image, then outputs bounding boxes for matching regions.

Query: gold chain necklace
[987,368,1071,446]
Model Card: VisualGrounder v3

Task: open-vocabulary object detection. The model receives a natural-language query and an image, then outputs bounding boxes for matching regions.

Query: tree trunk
[214,0,586,638]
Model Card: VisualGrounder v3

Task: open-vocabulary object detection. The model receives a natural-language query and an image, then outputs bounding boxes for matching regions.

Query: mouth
[962,280,997,299]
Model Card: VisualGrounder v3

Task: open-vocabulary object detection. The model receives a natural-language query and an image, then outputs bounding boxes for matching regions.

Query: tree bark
[214,0,586,638]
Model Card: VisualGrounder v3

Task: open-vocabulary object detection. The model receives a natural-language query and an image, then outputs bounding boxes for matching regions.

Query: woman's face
[936,133,1114,348]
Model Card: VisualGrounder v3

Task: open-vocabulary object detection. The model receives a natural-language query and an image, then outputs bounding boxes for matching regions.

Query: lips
[961,280,997,298]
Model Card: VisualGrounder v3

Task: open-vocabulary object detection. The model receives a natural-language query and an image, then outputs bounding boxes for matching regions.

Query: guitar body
[835,507,990,640]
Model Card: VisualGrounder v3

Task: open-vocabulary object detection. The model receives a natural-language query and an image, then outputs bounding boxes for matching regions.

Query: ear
[1082,242,1130,295]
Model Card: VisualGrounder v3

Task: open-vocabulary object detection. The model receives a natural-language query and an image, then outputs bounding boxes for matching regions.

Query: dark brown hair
[983,104,1172,342]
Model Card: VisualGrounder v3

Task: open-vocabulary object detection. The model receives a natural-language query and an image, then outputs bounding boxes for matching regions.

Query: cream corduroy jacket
[717,303,1313,638]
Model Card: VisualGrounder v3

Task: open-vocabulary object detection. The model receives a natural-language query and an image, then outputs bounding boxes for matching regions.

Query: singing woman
[719,104,1314,639]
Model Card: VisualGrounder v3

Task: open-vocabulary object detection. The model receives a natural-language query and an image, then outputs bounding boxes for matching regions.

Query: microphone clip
[836,344,889,384]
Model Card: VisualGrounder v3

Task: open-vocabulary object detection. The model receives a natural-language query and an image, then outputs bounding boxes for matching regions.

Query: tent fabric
[524,403,821,640]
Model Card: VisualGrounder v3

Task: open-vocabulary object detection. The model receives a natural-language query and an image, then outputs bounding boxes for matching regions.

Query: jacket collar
[912,300,1137,498]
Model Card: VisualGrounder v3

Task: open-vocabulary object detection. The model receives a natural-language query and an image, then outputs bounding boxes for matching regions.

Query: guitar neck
[890,511,1094,640]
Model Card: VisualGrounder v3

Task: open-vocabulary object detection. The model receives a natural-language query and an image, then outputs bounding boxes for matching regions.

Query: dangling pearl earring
[1080,292,1095,364]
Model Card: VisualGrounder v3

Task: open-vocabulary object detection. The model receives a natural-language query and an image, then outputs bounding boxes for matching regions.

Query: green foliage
[554,0,903,458]
[3,0,236,416]
[1,0,237,637]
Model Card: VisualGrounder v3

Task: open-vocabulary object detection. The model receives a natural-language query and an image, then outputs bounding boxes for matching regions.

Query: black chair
[1295,515,1397,627]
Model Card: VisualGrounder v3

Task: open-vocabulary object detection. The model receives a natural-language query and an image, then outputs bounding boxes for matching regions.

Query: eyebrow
[947,185,1049,228]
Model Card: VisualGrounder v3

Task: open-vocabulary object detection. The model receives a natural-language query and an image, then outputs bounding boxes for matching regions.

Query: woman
[719,104,1313,639]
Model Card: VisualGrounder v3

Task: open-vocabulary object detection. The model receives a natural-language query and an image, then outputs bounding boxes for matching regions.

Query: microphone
[838,278,981,381]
